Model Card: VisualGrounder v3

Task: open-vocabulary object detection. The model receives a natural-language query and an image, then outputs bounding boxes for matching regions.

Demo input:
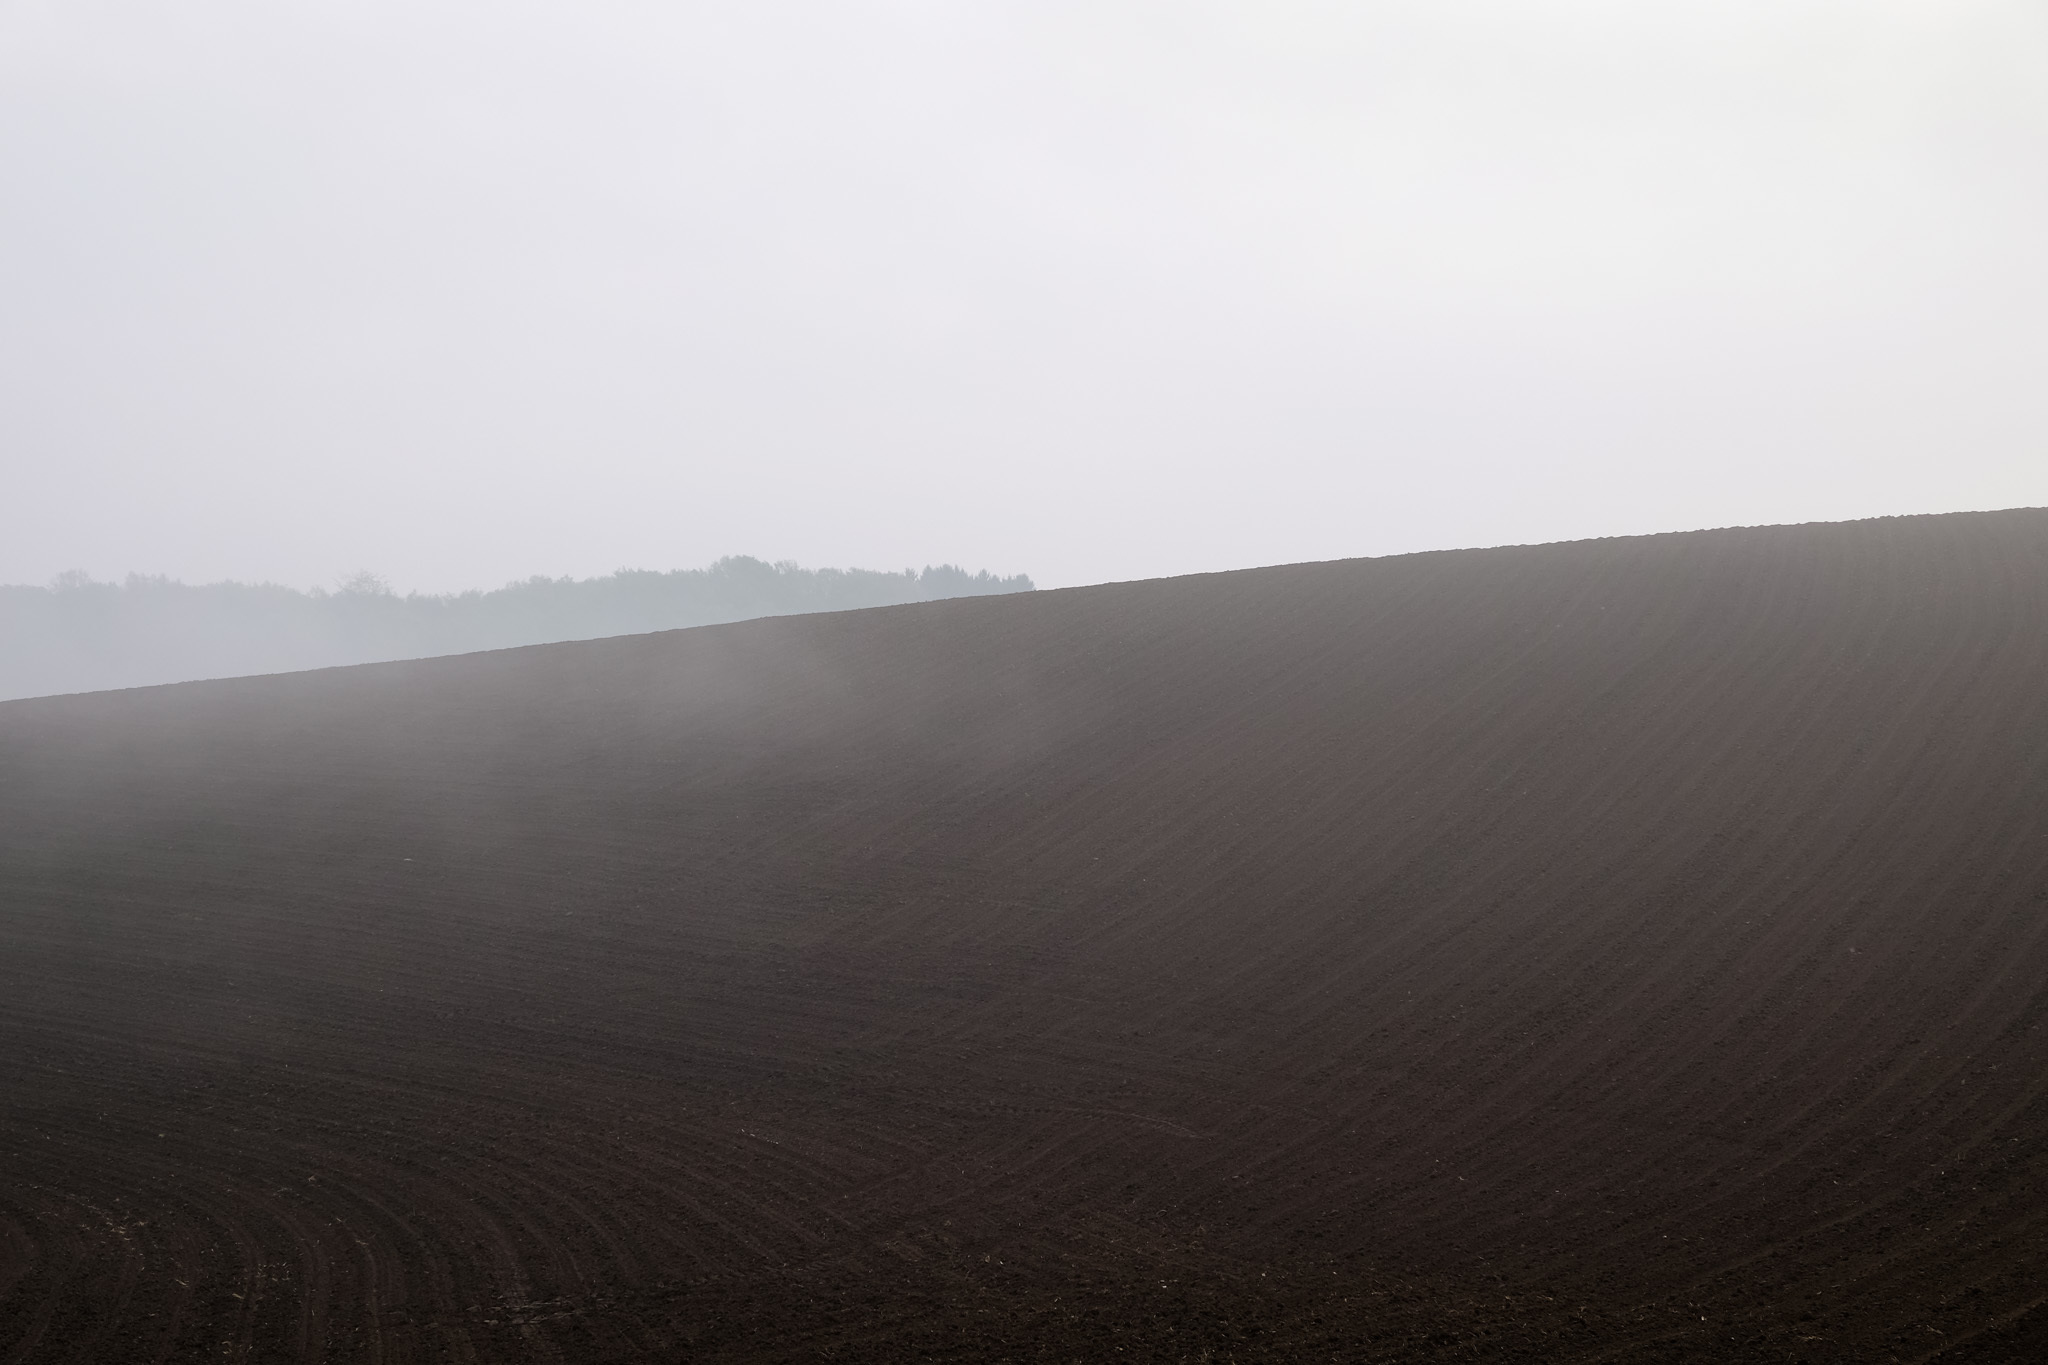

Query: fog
[0,560,1029,701]
[3,1,2045,595]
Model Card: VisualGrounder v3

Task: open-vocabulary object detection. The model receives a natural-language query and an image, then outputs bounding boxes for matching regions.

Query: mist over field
[8,2,2048,1360]
[0,559,1031,700]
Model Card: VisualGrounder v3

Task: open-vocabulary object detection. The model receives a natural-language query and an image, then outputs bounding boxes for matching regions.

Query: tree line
[1,557,1034,700]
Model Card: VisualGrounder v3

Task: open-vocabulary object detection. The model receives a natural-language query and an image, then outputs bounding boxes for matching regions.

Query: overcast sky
[4,1,2044,593]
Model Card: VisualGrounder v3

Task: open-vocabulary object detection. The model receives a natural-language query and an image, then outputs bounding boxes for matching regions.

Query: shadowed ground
[4,509,2048,1362]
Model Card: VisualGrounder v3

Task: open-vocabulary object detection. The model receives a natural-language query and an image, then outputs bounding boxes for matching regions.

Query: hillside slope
[4,510,2048,1362]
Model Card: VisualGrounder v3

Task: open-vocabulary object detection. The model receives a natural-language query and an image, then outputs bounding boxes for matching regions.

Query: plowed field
[5,510,2048,1362]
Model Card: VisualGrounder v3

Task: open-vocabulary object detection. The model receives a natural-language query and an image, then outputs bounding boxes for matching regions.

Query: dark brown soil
[5,510,2048,1362]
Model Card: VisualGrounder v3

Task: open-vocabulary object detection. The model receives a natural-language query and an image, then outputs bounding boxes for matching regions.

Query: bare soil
[5,510,2048,1362]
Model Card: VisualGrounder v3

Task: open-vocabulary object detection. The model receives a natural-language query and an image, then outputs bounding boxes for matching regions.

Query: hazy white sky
[4,0,2044,592]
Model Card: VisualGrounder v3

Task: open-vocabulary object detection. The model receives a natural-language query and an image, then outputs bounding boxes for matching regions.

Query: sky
[3,0,2045,593]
